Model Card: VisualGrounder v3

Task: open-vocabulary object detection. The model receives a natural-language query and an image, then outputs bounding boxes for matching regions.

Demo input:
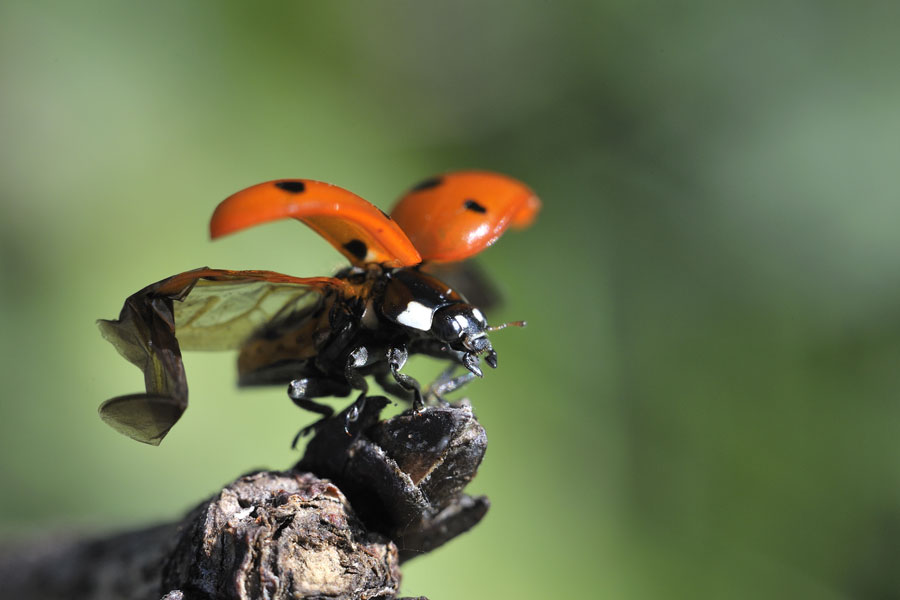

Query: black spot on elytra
[410,176,443,192]
[343,239,368,261]
[464,199,487,213]
[275,180,306,193]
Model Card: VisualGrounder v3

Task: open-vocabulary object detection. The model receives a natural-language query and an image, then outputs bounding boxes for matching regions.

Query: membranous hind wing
[97,267,342,445]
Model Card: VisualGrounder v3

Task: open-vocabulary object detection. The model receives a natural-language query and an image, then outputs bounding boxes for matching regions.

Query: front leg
[342,346,373,435]
[387,345,425,412]
[411,340,491,378]
[425,364,477,403]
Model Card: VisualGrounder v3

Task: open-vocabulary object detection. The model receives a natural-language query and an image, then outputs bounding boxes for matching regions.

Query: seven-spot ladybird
[98,171,540,445]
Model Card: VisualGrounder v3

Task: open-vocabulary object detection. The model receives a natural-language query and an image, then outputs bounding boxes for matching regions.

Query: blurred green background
[2,1,900,598]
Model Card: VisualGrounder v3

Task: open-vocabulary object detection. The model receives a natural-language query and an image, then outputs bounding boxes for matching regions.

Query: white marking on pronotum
[470,307,486,325]
[395,301,434,331]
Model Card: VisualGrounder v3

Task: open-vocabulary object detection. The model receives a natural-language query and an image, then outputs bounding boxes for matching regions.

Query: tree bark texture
[0,402,487,600]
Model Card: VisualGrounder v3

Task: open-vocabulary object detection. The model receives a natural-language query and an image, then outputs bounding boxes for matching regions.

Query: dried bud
[298,399,490,562]
[162,471,400,599]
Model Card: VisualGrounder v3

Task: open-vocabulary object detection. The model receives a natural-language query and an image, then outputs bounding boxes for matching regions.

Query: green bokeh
[2,2,900,598]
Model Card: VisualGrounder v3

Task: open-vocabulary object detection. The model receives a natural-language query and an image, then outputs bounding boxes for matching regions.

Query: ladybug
[98,171,540,445]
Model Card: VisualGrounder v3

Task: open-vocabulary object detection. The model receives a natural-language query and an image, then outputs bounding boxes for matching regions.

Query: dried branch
[0,402,488,600]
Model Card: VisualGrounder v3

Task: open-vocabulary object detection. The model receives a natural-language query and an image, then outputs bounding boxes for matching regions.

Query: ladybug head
[431,304,498,375]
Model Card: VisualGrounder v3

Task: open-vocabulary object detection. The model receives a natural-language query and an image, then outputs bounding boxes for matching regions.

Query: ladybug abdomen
[237,295,333,386]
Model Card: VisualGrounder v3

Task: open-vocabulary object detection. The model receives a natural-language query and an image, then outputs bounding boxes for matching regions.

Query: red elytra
[391,170,540,263]
[210,170,539,266]
[210,179,422,267]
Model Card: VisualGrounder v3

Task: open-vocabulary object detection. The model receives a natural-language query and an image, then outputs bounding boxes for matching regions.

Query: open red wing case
[390,170,541,263]
[210,179,422,267]
[97,268,340,445]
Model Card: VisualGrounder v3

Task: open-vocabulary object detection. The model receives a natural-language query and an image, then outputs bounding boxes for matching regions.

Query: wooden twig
[0,402,488,600]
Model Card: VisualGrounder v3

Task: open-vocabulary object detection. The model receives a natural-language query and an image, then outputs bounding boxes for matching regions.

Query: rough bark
[0,402,487,600]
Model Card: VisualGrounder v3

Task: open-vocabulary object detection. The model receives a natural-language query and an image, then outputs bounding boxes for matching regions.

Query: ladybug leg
[407,344,484,399]
[287,377,352,447]
[387,345,425,412]
[374,369,414,403]
[343,346,370,393]
[425,365,477,403]
[462,351,484,378]
[343,346,372,435]
[412,341,491,376]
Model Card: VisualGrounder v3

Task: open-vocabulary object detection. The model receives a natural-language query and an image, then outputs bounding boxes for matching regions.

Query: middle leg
[342,345,372,435]
[386,345,424,412]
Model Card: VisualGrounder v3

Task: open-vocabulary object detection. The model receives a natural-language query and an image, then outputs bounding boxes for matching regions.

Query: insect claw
[343,410,357,436]
[463,353,483,377]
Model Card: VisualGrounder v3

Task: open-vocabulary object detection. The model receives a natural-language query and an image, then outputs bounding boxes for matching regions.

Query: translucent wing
[390,170,541,263]
[97,267,342,445]
[210,179,422,267]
